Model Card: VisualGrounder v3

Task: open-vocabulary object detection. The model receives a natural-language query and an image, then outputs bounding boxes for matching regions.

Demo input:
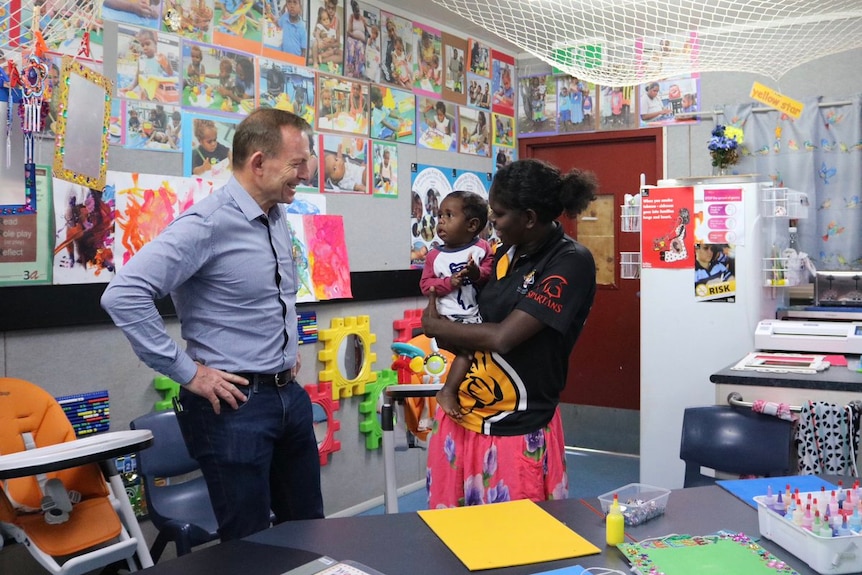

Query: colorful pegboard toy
[305,381,341,466]
[393,308,422,342]
[318,315,378,400]
[153,376,180,411]
[358,369,399,450]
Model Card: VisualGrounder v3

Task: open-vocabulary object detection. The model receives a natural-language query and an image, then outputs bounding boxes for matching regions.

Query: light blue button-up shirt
[102,177,298,384]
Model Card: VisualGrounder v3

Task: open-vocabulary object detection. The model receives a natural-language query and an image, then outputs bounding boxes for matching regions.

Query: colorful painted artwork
[52,178,116,284]
[284,213,316,302]
[111,171,214,268]
[304,214,352,300]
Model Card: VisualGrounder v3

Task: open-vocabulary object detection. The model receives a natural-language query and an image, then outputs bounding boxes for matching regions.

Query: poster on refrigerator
[410,163,492,268]
[694,242,736,302]
[694,186,746,246]
[640,186,694,269]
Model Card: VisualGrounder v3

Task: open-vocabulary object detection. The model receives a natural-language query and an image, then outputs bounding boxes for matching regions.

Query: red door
[520,129,663,410]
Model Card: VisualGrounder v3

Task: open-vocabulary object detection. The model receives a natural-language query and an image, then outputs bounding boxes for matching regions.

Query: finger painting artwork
[110,171,214,268]
[52,179,116,284]
[303,214,352,300]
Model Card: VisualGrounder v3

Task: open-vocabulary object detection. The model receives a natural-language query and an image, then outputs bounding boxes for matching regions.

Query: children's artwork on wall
[378,11,412,88]
[599,85,638,130]
[212,0,265,54]
[557,75,597,133]
[51,178,116,284]
[441,32,466,105]
[284,213,317,302]
[286,191,327,213]
[0,165,52,287]
[320,134,369,193]
[490,50,514,116]
[343,0,370,80]
[410,164,491,268]
[303,214,352,300]
[100,0,162,29]
[261,0,307,64]
[368,84,414,143]
[316,74,368,135]
[457,106,489,157]
[359,4,380,83]
[638,74,701,127]
[517,73,556,138]
[372,141,397,197]
[491,112,514,147]
[160,0,214,42]
[181,42,256,115]
[412,22,442,98]
[466,73,490,111]
[467,38,490,78]
[417,97,457,152]
[112,172,215,268]
[307,0,344,75]
[116,25,180,104]
[492,145,516,175]
[123,101,182,151]
[259,58,315,125]
[182,111,239,181]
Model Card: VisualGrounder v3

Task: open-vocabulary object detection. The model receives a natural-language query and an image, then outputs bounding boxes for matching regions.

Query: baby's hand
[462,255,480,282]
[449,273,464,289]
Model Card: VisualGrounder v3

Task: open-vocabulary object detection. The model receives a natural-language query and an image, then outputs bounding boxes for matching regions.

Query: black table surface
[711,359,862,392]
[139,485,829,575]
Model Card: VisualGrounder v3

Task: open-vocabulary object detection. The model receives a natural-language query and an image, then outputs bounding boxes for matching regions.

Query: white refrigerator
[639,175,786,489]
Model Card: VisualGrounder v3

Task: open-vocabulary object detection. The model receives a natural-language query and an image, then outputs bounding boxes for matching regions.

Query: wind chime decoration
[19,8,51,169]
[3,59,21,168]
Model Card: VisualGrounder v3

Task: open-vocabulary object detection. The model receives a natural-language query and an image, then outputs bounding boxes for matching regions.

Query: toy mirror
[318,316,378,400]
[53,56,112,191]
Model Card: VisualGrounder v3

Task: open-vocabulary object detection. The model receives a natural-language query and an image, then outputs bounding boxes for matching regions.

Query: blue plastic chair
[679,405,795,488]
[130,410,219,562]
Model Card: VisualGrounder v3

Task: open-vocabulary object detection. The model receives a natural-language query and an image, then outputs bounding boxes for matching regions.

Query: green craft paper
[636,539,791,575]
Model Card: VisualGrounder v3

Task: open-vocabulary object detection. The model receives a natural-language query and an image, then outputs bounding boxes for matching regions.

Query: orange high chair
[0,377,152,575]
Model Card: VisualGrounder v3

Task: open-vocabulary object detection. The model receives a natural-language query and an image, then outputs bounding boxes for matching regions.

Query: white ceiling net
[1,0,100,57]
[432,0,862,86]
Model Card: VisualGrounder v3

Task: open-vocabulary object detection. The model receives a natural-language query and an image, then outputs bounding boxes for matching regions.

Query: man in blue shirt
[278,0,308,58]
[102,109,323,540]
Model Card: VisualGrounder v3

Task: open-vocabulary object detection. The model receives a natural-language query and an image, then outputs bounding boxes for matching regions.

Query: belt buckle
[275,371,287,387]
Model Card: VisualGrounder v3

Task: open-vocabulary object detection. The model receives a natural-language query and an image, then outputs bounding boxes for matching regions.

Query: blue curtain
[719,95,862,272]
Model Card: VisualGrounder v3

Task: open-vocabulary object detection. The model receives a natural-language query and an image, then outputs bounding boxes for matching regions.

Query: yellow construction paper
[417,499,601,570]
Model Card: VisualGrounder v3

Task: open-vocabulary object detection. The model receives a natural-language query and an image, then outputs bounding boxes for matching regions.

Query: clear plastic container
[598,483,671,526]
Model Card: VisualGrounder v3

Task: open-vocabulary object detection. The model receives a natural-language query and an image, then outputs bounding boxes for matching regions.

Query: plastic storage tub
[598,483,671,526]
[754,491,862,574]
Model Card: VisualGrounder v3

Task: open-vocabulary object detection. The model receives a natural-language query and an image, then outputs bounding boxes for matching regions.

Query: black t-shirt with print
[456,223,596,436]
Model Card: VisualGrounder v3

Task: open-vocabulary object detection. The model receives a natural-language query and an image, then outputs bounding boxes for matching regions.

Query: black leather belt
[234,370,292,387]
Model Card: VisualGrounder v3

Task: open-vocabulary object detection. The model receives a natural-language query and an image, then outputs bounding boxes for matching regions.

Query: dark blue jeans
[177,379,323,541]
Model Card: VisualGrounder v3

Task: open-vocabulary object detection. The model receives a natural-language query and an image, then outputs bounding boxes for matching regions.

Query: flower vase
[712,165,730,176]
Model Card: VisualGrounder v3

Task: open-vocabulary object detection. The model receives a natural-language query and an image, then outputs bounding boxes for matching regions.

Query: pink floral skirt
[426,406,568,508]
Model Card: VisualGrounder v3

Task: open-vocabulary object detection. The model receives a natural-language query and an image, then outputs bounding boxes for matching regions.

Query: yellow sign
[749,82,804,118]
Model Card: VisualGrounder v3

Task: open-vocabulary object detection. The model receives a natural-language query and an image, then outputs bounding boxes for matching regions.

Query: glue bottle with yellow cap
[606,493,625,546]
